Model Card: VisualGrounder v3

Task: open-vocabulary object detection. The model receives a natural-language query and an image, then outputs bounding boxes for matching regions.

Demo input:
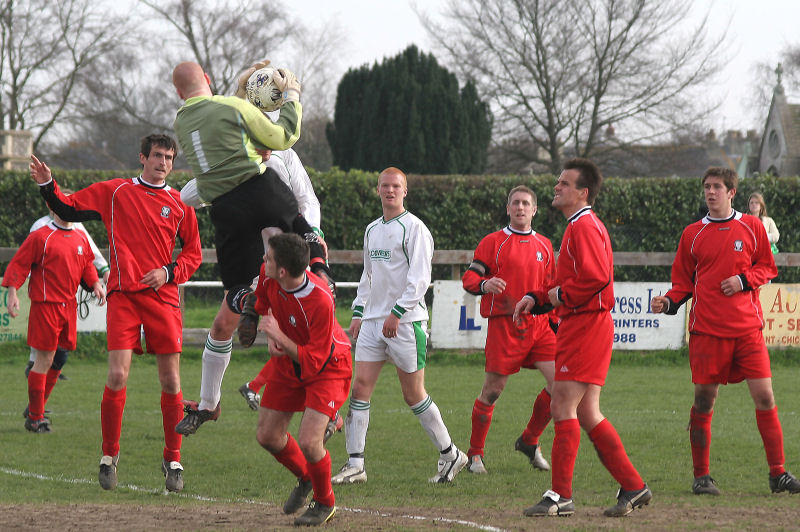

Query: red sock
[308,450,334,507]
[27,371,47,420]
[468,399,494,457]
[273,433,309,480]
[588,418,644,491]
[756,407,785,477]
[101,386,126,457]
[689,407,712,478]
[521,387,552,445]
[551,418,581,499]
[249,363,270,393]
[161,391,184,463]
[44,368,61,401]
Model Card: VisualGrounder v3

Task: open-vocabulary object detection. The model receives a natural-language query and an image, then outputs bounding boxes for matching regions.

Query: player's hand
[349,317,362,339]
[140,268,167,290]
[650,295,669,313]
[720,276,742,296]
[30,155,52,184]
[235,59,271,99]
[258,308,281,338]
[382,313,400,339]
[256,148,272,161]
[273,68,301,103]
[6,289,19,318]
[92,281,107,306]
[268,337,284,357]
[102,271,110,285]
[482,277,506,294]
[512,297,534,323]
[548,286,562,307]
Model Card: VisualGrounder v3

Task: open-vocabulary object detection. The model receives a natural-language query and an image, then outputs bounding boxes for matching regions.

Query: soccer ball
[245,67,285,112]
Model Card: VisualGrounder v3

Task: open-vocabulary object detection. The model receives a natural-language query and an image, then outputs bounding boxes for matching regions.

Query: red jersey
[664,211,776,337]
[540,207,614,317]
[463,226,556,318]
[3,221,98,303]
[253,267,352,384]
[39,178,202,307]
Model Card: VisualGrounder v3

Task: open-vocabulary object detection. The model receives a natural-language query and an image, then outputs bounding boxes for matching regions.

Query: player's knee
[693,393,716,413]
[51,348,69,370]
[483,390,501,405]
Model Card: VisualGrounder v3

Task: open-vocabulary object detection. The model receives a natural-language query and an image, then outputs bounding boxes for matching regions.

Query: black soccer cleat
[175,400,220,435]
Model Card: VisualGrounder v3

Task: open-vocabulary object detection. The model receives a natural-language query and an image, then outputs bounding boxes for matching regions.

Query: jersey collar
[134,175,169,191]
[567,206,593,223]
[703,210,741,224]
[503,225,534,236]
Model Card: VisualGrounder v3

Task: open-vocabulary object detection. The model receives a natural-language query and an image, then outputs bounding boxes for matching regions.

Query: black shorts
[210,170,303,289]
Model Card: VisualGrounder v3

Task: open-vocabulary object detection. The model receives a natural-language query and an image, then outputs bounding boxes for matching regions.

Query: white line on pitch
[0,466,506,531]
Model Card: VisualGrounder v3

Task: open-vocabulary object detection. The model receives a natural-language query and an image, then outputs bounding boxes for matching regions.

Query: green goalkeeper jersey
[173,95,302,203]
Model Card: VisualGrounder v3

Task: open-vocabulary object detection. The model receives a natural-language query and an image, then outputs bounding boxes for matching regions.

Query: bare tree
[0,0,126,150]
[418,0,729,173]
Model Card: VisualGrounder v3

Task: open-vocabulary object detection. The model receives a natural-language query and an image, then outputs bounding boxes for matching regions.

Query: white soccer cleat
[331,462,367,485]
[429,448,468,483]
[467,454,488,474]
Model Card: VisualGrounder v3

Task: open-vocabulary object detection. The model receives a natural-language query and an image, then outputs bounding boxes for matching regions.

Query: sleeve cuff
[391,304,407,319]
[352,305,364,318]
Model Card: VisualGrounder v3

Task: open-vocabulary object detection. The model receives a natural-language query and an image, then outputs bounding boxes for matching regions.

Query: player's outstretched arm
[30,155,52,184]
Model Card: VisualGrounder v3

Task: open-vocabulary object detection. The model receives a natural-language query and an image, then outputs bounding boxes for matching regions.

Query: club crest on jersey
[733,240,743,252]
[160,206,171,218]
[77,245,84,255]
[536,251,543,261]
[289,315,296,327]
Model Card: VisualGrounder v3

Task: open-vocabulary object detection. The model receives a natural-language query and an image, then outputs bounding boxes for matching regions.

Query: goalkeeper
[171,61,334,436]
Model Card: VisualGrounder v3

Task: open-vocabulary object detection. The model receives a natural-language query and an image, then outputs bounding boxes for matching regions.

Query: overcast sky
[292,0,800,133]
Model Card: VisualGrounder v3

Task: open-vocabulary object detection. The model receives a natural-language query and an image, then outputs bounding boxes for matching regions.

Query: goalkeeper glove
[235,59,271,99]
[273,68,301,104]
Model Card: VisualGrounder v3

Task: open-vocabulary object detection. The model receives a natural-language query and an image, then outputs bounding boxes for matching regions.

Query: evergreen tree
[326,46,492,173]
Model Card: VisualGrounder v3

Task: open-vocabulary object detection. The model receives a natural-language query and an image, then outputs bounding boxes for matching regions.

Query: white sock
[345,398,370,468]
[411,395,455,459]
[199,334,232,411]
[29,350,36,363]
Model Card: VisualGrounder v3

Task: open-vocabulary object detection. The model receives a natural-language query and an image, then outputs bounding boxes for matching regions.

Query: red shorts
[261,376,351,419]
[688,330,771,384]
[107,291,183,354]
[554,311,613,386]
[27,301,77,352]
[485,314,555,375]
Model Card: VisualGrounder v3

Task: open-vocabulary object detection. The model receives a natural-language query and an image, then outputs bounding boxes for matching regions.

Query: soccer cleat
[175,400,221,435]
[331,462,367,485]
[770,471,800,494]
[22,406,51,419]
[467,454,487,474]
[161,459,184,492]
[99,454,120,490]
[429,448,468,483]
[323,412,344,444]
[283,477,313,514]
[294,500,336,526]
[692,475,720,495]
[523,490,575,517]
[58,372,68,381]
[515,436,550,471]
[238,383,261,411]
[237,292,260,347]
[24,415,51,433]
[603,484,652,517]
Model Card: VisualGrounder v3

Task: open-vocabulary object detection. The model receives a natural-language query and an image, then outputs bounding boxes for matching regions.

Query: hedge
[1,169,797,282]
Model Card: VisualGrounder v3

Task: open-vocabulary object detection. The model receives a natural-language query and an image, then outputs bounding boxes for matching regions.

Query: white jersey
[265,149,321,230]
[352,210,432,323]
[30,215,109,277]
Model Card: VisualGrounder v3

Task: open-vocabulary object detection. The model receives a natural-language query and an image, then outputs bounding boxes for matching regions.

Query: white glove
[273,68,301,103]
[235,59,271,99]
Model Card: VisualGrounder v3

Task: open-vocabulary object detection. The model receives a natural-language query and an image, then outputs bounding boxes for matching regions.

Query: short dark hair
[563,158,603,205]
[507,185,536,205]
[702,167,738,191]
[141,134,178,158]
[268,233,310,277]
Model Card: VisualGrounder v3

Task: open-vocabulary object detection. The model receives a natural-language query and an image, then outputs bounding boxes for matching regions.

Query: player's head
[172,61,212,99]
[141,134,178,159]
[506,186,537,231]
[748,192,767,217]
[562,158,603,205]
[139,134,177,183]
[702,167,738,191]
[377,167,408,211]
[266,233,309,278]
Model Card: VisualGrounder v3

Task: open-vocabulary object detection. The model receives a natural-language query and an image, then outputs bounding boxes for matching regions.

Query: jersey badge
[560,364,569,373]
[77,245,84,255]
[370,249,392,262]
[289,315,297,327]
[733,240,743,252]
[160,206,171,218]
[328,400,335,408]
[536,251,543,261]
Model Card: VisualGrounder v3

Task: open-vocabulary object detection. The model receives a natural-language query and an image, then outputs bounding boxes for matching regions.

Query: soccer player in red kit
[515,158,651,518]
[232,233,351,526]
[461,186,556,474]
[651,167,800,495]
[29,134,202,493]
[3,212,106,433]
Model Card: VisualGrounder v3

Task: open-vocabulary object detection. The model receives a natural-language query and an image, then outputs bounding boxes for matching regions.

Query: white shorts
[354,319,428,374]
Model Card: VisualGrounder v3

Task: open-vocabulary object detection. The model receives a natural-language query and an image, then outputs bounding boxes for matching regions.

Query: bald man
[171,61,335,436]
